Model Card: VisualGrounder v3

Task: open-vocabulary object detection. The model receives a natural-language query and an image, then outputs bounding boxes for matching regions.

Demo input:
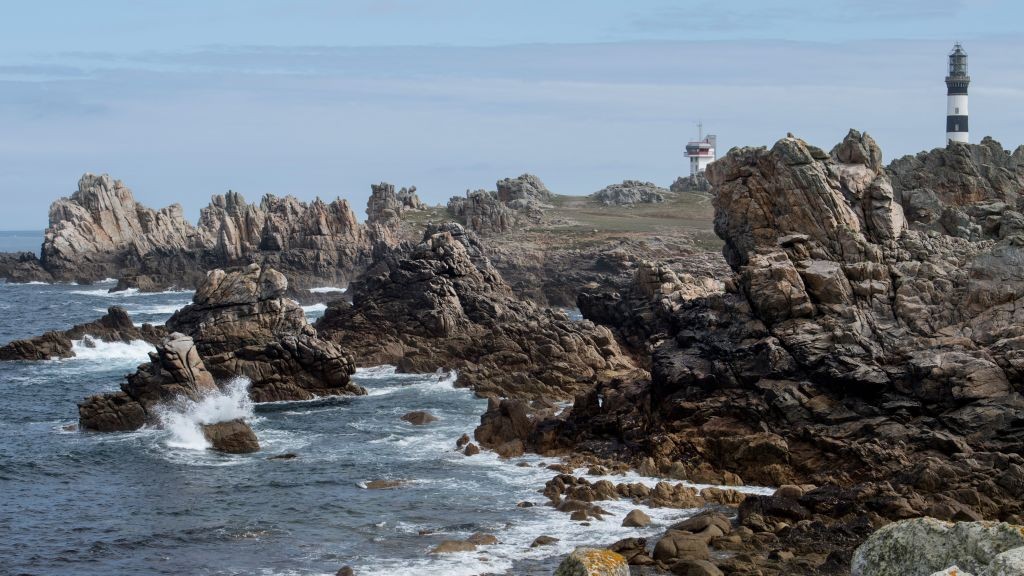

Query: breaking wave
[157,378,254,451]
[308,286,347,294]
[69,337,154,362]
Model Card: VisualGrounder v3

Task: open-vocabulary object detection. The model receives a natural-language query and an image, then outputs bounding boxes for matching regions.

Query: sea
[0,278,772,575]
[0,230,43,255]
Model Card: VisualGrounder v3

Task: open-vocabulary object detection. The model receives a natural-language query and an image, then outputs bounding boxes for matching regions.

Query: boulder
[201,419,260,454]
[622,509,652,528]
[430,540,476,554]
[851,518,1024,576]
[554,547,630,576]
[401,411,438,425]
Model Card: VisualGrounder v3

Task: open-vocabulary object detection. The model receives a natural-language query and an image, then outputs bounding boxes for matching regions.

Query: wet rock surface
[202,419,260,454]
[0,306,164,361]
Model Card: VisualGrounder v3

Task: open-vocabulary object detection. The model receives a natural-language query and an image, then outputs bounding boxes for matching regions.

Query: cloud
[0,38,1021,230]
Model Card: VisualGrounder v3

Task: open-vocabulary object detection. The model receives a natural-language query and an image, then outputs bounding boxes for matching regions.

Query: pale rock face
[42,173,195,279]
[851,518,1024,576]
[38,174,370,288]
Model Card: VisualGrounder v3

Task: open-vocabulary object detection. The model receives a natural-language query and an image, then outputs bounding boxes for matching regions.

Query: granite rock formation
[78,265,362,431]
[2,173,372,290]
[887,136,1024,239]
[0,252,53,283]
[591,181,668,206]
[42,174,194,281]
[852,517,1024,576]
[315,223,638,400]
[530,131,1024,574]
[165,264,363,402]
[79,332,216,431]
[670,174,712,194]
[0,306,164,361]
[446,174,550,235]
[366,182,424,225]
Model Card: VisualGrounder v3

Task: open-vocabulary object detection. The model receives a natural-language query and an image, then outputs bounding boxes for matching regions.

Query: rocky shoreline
[3,130,1024,574]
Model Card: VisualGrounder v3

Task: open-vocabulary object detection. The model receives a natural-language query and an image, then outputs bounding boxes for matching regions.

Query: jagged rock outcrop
[78,265,362,430]
[0,306,164,361]
[191,191,367,289]
[365,182,423,225]
[166,264,363,402]
[888,136,1024,239]
[577,260,722,355]
[670,174,712,194]
[591,181,668,206]
[316,223,638,400]
[496,173,552,206]
[3,173,373,289]
[42,174,195,281]
[446,174,549,235]
[79,332,216,431]
[533,131,1024,575]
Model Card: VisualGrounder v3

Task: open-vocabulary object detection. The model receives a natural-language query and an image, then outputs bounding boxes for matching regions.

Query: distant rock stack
[445,174,550,235]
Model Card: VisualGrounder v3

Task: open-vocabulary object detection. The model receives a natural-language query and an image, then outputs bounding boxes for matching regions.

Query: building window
[955,124,960,131]
[955,107,960,114]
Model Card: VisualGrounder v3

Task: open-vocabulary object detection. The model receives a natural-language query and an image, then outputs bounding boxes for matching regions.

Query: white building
[685,128,716,178]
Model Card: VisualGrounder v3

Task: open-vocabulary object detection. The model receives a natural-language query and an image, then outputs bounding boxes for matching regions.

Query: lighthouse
[945,43,970,144]
[685,122,716,178]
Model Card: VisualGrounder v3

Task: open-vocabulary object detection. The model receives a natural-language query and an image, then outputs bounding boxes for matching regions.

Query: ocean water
[0,230,43,255]
[0,279,771,575]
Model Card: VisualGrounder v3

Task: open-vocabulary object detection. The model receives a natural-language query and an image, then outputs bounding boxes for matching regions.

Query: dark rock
[401,411,438,425]
[0,306,164,361]
[201,419,259,454]
[531,535,559,547]
[316,224,636,401]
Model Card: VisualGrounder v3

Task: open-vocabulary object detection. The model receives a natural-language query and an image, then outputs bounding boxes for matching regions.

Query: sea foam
[308,286,347,294]
[157,378,254,451]
[69,337,154,363]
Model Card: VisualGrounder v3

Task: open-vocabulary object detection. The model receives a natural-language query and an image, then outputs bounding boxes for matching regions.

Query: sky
[1,0,1023,230]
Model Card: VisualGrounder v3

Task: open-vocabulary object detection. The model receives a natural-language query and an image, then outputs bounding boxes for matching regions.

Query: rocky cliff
[315,223,638,400]
[7,173,373,290]
[530,131,1024,575]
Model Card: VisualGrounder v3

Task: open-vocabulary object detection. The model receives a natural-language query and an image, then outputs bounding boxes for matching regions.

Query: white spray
[157,377,254,450]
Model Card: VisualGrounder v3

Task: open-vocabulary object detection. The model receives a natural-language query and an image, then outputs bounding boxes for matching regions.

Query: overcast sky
[2,0,1023,230]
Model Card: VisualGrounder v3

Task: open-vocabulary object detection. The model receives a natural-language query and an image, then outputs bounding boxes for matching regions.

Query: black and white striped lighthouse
[945,43,970,144]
